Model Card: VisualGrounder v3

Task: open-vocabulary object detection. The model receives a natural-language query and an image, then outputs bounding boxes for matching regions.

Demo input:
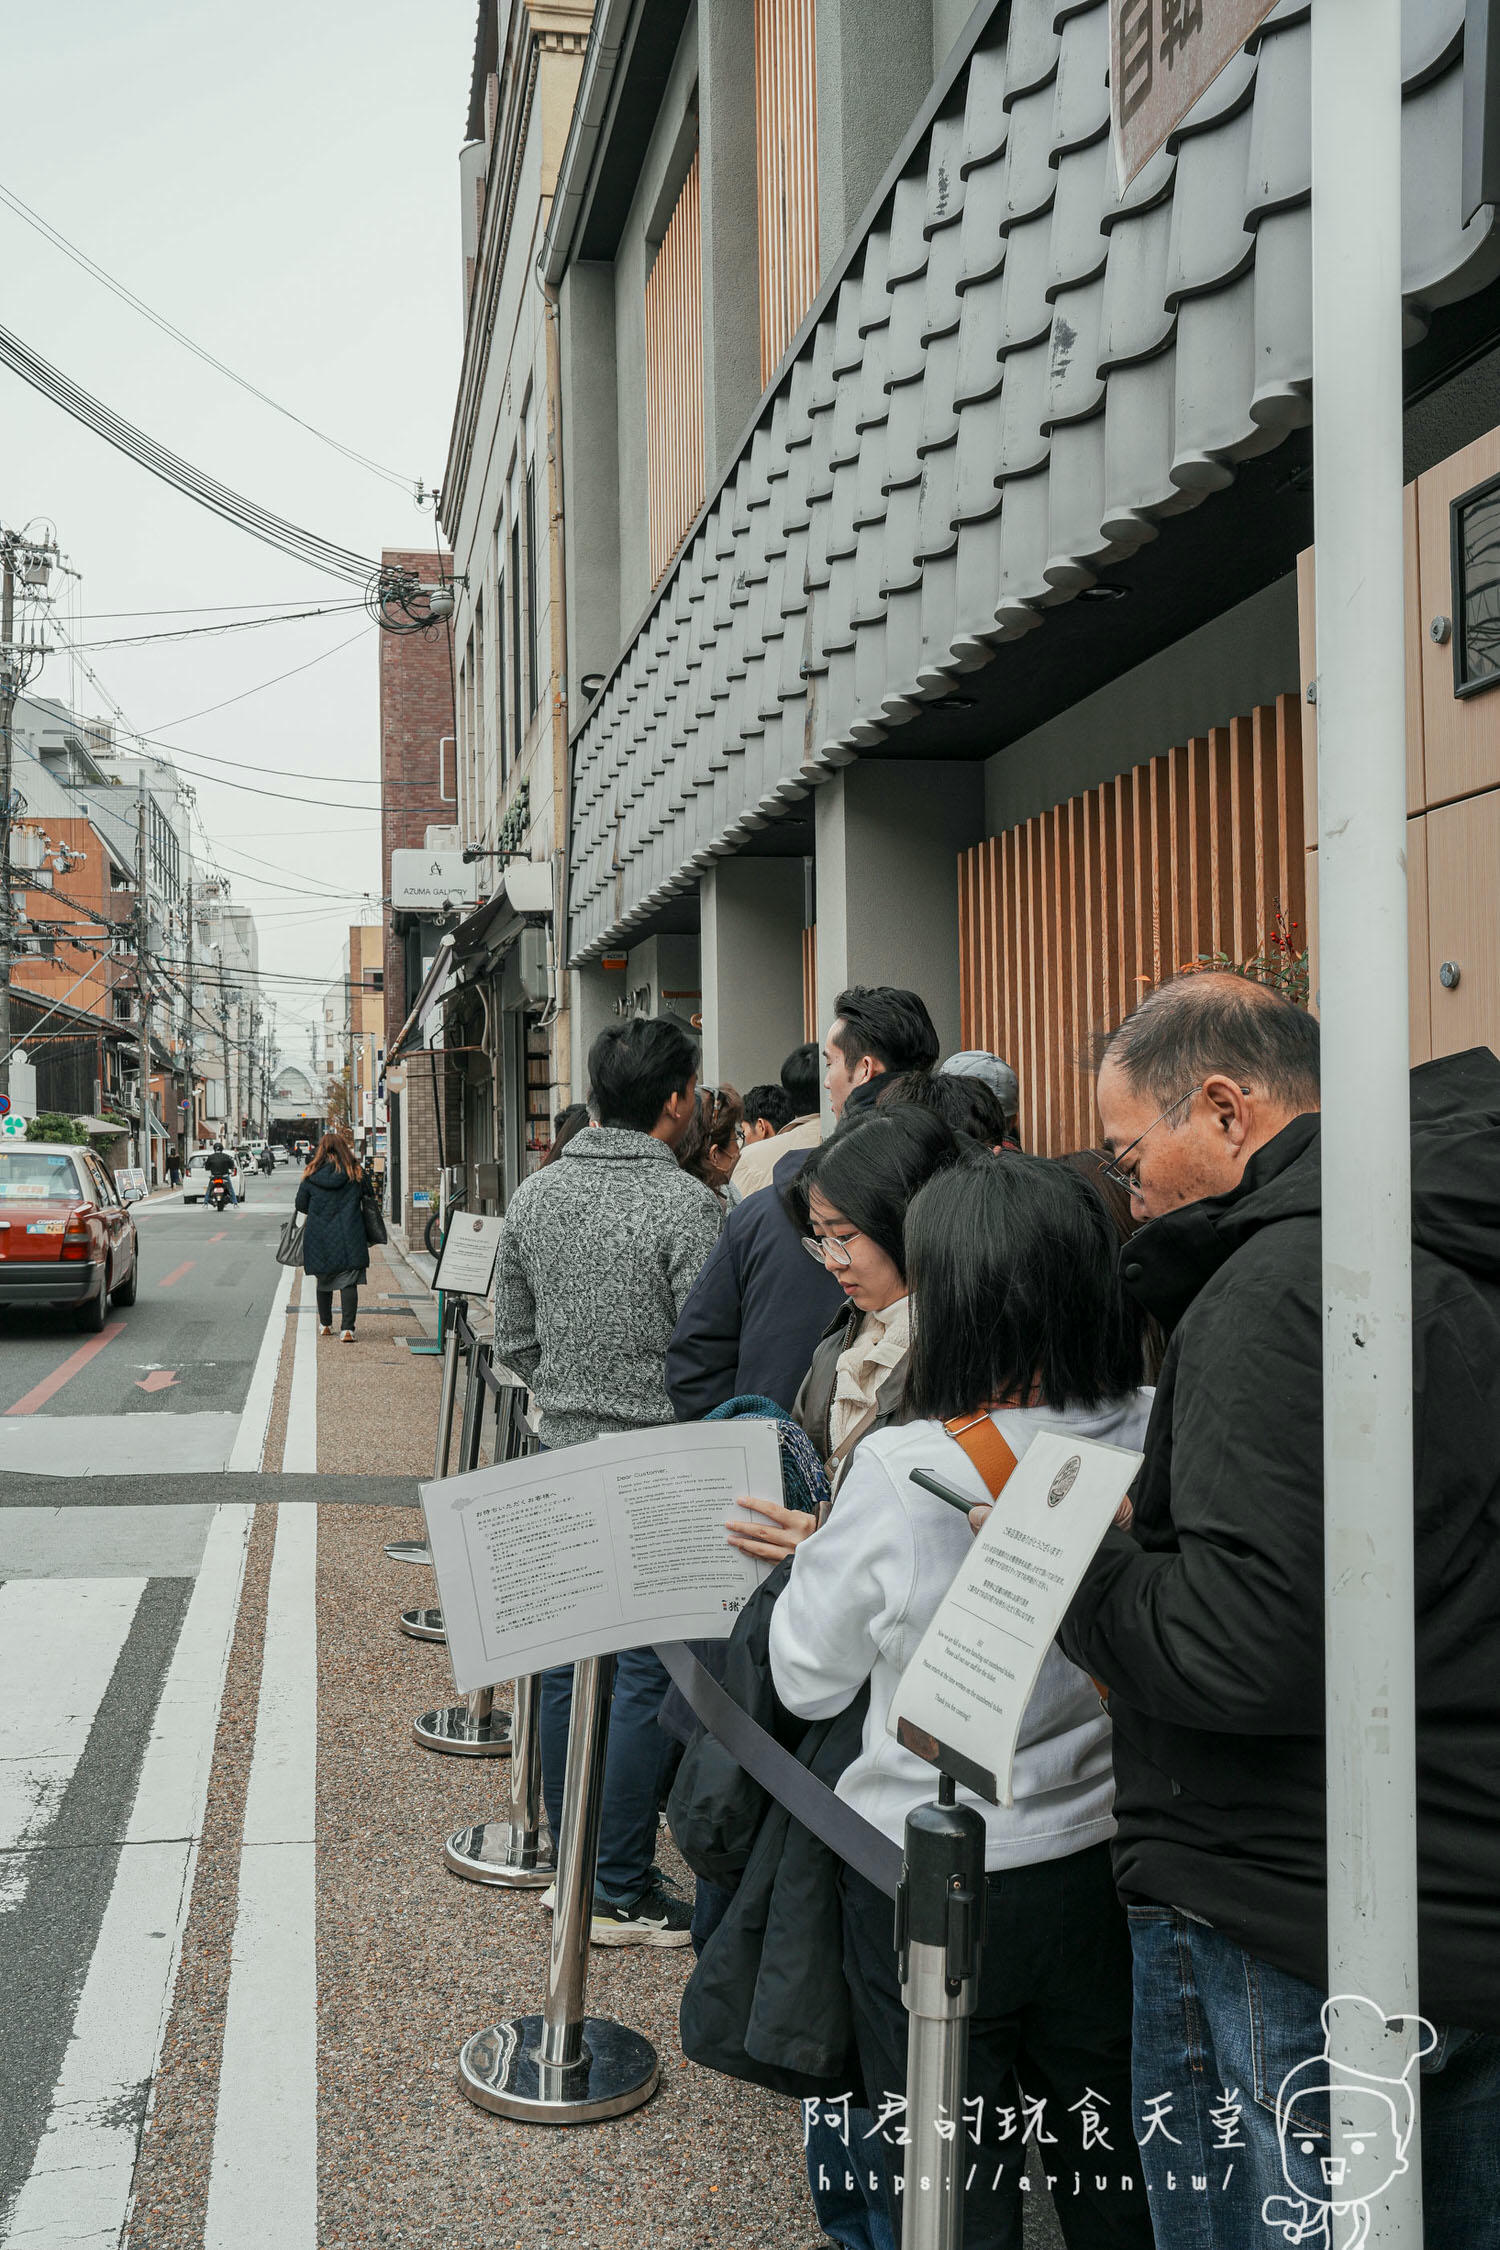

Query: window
[526,450,540,714]
[755,0,819,384]
[472,592,486,826]
[644,148,705,583]
[510,517,523,749]
[1450,470,1500,698]
[457,644,471,835]
[496,565,508,784]
[371,970,383,991]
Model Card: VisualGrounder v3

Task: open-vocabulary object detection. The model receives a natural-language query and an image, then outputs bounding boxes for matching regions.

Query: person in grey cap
[939,1049,1020,1145]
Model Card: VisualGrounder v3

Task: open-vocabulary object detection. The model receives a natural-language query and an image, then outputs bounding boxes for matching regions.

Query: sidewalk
[122,1257,818,2250]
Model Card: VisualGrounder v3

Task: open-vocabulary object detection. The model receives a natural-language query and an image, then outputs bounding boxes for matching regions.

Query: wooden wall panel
[645,151,705,586]
[801,923,818,1041]
[958,695,1308,1155]
[755,0,819,388]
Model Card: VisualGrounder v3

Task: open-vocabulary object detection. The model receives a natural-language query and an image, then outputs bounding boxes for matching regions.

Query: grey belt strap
[654,1640,903,1900]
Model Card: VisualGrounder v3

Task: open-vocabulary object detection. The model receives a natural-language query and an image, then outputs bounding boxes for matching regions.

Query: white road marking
[279,1274,319,1474]
[203,1502,317,2250]
[0,1506,215,1580]
[0,1415,241,1479]
[9,1507,253,2250]
[0,1580,145,1917]
[226,1258,296,1473]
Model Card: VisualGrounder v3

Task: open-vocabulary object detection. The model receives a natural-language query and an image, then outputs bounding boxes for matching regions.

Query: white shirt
[768,1391,1154,1869]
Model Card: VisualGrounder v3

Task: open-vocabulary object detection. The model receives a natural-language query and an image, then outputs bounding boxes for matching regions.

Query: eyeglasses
[1097,1085,1200,1196]
[802,1228,859,1270]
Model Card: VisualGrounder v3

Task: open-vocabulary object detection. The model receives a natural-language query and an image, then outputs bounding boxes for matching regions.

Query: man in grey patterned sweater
[493,1014,722,1944]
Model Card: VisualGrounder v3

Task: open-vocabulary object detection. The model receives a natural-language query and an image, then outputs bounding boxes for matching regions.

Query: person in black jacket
[294,1131,369,1340]
[1059,972,1500,2248]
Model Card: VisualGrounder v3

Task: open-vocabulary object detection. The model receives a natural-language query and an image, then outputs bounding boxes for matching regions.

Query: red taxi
[0,1142,140,1330]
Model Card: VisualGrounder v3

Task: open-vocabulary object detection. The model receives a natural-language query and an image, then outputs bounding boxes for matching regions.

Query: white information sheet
[432,1211,504,1298]
[886,1430,1142,1805]
[420,1418,784,1692]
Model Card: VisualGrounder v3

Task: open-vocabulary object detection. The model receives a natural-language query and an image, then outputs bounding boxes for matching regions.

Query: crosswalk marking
[6,1508,252,2250]
[0,1579,146,1917]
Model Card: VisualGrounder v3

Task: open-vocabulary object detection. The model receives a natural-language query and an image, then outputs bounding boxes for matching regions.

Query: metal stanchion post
[385,1294,468,1570]
[897,1784,986,2250]
[445,1670,555,1886]
[457,1653,659,2121]
[414,1328,512,1758]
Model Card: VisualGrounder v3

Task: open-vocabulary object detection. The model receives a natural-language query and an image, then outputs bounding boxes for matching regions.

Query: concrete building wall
[699,0,761,486]
[698,858,806,1091]
[560,261,622,710]
[814,759,984,1071]
[816,0,936,273]
[981,574,1303,838]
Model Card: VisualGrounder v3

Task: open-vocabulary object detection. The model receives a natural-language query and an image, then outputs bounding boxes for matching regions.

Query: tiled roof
[567,0,1495,961]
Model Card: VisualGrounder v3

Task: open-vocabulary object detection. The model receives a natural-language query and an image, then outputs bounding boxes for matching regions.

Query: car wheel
[75,1266,109,1333]
[112,1245,139,1307]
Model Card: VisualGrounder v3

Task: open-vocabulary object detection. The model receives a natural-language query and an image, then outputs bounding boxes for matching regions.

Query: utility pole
[183,877,194,1154]
[135,775,150,1175]
[0,545,14,1106]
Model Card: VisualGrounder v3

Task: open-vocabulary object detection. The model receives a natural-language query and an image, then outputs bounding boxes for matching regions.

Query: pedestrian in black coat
[1062,972,1500,2240]
[294,1132,369,1340]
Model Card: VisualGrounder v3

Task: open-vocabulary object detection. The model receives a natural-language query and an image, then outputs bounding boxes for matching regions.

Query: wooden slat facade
[755,0,820,388]
[644,150,705,587]
[801,924,818,1042]
[958,695,1306,1155]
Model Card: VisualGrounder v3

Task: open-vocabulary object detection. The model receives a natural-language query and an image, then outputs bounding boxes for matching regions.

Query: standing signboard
[432,1211,505,1300]
[1111,0,1278,188]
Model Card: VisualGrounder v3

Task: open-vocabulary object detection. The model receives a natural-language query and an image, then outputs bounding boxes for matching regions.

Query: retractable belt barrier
[412,1353,981,2230]
[412,1300,510,1757]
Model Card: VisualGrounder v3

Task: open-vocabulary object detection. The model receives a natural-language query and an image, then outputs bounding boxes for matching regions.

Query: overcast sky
[3,0,476,1074]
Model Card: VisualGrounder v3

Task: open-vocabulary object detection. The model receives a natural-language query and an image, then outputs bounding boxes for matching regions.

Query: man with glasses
[1059,969,1500,2244]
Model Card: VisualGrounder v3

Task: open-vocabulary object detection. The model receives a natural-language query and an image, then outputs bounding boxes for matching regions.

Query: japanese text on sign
[1110,0,1277,191]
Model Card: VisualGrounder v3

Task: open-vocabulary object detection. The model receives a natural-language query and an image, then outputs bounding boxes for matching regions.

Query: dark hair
[743,1082,796,1133]
[830,986,940,1078]
[786,1104,967,1278]
[588,1016,699,1134]
[780,1041,821,1116]
[304,1129,361,1183]
[1053,1148,1141,1243]
[1097,970,1320,1112]
[541,1103,590,1166]
[877,1068,1012,1147]
[676,1083,743,1188]
[904,1158,1146,1421]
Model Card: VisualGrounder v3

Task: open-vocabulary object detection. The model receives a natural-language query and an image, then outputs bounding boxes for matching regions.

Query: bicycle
[425,1181,467,1261]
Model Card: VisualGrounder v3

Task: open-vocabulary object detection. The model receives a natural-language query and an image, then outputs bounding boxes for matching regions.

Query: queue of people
[488,972,1500,2249]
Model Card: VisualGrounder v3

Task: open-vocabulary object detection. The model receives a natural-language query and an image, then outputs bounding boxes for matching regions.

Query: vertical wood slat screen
[644,149,705,586]
[755,0,819,388]
[802,925,818,1042]
[958,696,1306,1156]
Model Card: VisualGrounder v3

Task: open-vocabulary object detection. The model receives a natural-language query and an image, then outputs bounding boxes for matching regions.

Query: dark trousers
[315,1282,359,1331]
[538,1645,674,1904]
[840,1841,1152,2250]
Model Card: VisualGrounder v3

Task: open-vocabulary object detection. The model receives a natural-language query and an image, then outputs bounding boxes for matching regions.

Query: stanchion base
[384,1539,432,1567]
[398,1606,446,1642]
[413,1705,512,1757]
[444,1819,555,1887]
[459,2015,659,2124]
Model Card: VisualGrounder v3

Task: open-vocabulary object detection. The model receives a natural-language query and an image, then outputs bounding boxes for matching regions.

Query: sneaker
[539,1862,676,1917]
[589,1880,694,1949]
[341,1330,356,1342]
[538,1883,556,1912]
[319,1325,333,1337]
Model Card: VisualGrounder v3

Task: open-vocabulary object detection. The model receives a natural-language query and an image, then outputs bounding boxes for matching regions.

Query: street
[0,1194,867,2250]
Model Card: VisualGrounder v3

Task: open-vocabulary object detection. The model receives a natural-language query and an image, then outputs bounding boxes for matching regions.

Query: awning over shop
[449,858,554,972]
[385,934,457,1067]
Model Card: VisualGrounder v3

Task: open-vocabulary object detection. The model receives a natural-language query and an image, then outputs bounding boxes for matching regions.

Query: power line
[143,622,374,731]
[0,177,421,495]
[59,601,367,652]
[0,321,383,586]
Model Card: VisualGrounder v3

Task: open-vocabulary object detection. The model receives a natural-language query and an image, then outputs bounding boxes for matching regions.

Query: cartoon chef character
[1261,1996,1437,2250]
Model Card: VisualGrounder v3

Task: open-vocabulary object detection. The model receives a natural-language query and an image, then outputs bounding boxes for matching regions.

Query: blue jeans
[1128,1905,1500,2248]
[539,1646,673,1905]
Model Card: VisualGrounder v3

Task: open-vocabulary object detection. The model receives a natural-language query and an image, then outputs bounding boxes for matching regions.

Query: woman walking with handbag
[295,1131,371,1340]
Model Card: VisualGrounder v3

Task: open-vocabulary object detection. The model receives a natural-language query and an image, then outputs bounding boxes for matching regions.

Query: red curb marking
[209,1230,228,1244]
[158,1261,195,1289]
[5,1321,126,1416]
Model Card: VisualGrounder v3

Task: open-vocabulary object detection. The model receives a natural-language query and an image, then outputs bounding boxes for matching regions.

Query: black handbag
[275,1213,305,1268]
[360,1188,388,1246]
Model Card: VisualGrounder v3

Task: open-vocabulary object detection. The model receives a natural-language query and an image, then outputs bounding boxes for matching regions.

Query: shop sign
[1111,0,1277,189]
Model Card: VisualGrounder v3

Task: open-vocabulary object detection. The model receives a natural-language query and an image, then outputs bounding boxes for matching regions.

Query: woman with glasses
[768,1157,1155,2250]
[725,1104,966,1566]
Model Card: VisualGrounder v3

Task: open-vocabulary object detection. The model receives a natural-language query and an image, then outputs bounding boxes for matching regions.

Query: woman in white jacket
[768,1156,1156,2250]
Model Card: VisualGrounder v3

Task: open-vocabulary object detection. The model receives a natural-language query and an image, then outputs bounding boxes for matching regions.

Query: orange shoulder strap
[942,1412,1019,1501]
